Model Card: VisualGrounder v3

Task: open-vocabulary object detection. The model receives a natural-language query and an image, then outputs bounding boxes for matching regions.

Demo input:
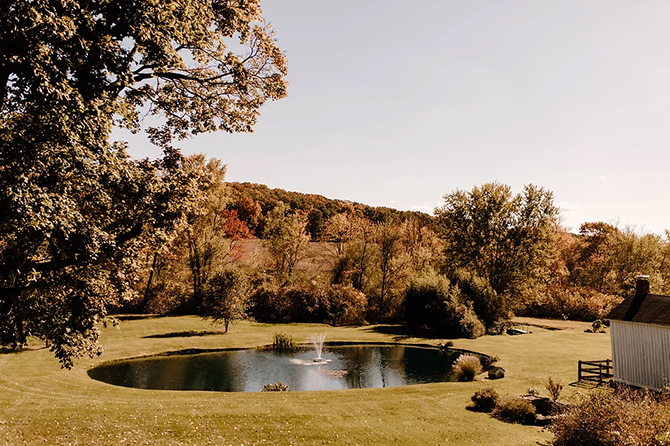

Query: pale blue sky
[117,0,670,235]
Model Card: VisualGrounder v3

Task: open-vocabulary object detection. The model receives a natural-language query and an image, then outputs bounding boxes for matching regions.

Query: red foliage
[223,209,253,240]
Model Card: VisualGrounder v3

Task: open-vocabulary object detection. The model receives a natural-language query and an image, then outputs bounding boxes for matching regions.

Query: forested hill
[226,182,432,239]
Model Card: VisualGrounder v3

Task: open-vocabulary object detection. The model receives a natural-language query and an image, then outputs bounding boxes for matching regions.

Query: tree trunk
[143,252,159,311]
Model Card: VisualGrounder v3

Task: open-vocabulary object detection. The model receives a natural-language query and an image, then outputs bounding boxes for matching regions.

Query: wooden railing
[578,359,613,385]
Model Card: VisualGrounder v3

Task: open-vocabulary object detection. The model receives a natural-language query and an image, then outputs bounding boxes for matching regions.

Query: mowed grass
[0,317,611,445]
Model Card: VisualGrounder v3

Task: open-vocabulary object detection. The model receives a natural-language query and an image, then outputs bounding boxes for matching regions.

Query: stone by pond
[88,344,479,392]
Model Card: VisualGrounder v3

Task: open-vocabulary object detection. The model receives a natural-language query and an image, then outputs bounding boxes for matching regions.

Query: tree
[306,208,324,241]
[183,157,232,311]
[263,203,310,280]
[569,222,619,293]
[0,147,207,367]
[569,223,667,296]
[435,183,558,307]
[373,221,409,318]
[0,0,287,366]
[322,213,354,256]
[349,215,376,291]
[231,195,263,236]
[201,268,250,332]
[141,157,252,313]
[1,0,287,148]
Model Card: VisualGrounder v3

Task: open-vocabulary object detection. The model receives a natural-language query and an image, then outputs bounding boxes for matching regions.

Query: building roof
[607,293,670,326]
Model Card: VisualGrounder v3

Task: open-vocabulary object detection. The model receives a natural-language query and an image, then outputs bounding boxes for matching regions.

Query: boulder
[523,395,553,415]
[488,366,505,380]
[535,414,556,426]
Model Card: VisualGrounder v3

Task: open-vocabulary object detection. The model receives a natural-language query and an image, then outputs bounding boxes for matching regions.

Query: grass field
[0,316,611,445]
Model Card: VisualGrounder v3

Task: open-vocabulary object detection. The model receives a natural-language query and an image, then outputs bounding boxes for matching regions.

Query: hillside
[226,182,433,240]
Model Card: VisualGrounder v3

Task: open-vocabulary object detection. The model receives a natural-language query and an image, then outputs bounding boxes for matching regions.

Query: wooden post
[598,362,603,384]
[578,360,582,382]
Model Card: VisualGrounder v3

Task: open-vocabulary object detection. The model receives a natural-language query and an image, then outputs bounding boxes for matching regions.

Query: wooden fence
[578,359,613,385]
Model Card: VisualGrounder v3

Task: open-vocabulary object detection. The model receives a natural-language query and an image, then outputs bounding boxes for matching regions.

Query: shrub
[459,309,487,339]
[248,279,369,326]
[485,355,500,366]
[471,387,500,412]
[546,376,563,402]
[449,268,506,329]
[404,272,486,339]
[261,382,289,392]
[247,278,289,322]
[487,318,512,335]
[519,286,621,321]
[453,354,483,381]
[327,285,367,325]
[272,332,295,352]
[585,319,607,333]
[550,386,670,446]
[492,396,536,425]
[247,278,328,323]
[144,281,192,314]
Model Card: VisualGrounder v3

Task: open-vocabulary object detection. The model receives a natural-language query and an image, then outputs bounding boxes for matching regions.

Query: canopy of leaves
[435,183,558,299]
[0,0,287,367]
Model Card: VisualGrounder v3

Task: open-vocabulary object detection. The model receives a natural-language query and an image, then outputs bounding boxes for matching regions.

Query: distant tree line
[6,143,670,367]
[225,182,433,240]
[129,166,670,344]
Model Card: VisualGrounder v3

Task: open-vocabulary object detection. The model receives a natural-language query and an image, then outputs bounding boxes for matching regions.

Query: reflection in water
[89,345,468,392]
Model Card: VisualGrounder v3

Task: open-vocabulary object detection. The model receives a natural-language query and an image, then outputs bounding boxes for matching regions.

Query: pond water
[88,345,467,392]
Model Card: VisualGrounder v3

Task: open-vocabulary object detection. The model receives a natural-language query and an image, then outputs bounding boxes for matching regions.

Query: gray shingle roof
[606,293,670,326]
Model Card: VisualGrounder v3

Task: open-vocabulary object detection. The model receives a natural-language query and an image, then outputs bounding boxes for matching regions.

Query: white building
[607,276,670,390]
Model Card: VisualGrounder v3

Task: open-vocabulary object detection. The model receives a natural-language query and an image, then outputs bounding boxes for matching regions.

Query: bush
[249,279,367,326]
[282,283,329,323]
[459,309,487,339]
[247,278,289,322]
[144,281,192,314]
[492,397,536,425]
[453,354,483,381]
[546,376,563,402]
[327,285,367,325]
[550,386,670,446]
[248,279,327,323]
[585,319,607,333]
[272,332,296,352]
[261,382,290,392]
[404,272,485,339]
[471,387,500,412]
[449,268,506,329]
[519,286,621,321]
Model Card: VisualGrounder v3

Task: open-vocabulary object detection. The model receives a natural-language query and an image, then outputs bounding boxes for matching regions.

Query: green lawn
[0,317,611,445]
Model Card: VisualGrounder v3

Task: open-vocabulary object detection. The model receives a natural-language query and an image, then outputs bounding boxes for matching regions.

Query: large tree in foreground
[0,0,287,366]
[435,183,558,306]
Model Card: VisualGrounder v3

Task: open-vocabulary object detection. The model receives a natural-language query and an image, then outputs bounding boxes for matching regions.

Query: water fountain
[288,333,331,365]
[307,333,327,363]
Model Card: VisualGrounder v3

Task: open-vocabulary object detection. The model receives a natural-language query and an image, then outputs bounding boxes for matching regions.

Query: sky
[116,0,670,235]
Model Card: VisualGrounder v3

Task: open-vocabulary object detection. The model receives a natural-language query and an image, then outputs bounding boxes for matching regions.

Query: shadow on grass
[115,314,170,321]
[0,348,26,355]
[0,345,48,354]
[568,380,611,389]
[143,330,226,339]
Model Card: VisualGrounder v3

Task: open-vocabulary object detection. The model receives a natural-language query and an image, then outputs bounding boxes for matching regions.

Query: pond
[88,344,473,392]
